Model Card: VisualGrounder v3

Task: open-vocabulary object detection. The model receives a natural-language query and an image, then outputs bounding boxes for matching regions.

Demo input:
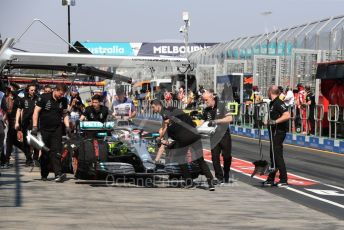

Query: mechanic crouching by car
[150,99,215,191]
[32,84,70,182]
[201,90,233,184]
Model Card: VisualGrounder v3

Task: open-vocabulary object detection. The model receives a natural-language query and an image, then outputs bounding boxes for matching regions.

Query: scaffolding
[188,15,344,92]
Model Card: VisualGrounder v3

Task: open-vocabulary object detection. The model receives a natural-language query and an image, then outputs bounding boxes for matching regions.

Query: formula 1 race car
[63,121,202,181]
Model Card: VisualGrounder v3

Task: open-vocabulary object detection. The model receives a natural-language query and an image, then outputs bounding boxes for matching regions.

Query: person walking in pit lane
[263,85,290,187]
[201,90,233,185]
[32,84,70,182]
[2,86,23,168]
[15,84,39,167]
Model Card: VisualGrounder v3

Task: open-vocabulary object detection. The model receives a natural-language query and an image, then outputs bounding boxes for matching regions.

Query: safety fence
[231,102,344,140]
[135,99,344,140]
[187,15,344,97]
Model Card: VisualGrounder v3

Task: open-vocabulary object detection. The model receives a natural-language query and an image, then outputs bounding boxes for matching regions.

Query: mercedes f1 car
[64,121,202,181]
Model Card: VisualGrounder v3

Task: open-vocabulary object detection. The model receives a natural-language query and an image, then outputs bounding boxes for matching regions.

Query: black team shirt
[161,107,200,147]
[36,93,68,131]
[202,98,231,147]
[269,97,289,132]
[82,105,109,123]
[19,94,39,129]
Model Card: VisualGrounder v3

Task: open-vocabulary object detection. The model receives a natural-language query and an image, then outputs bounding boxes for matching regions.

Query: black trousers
[268,129,288,183]
[4,126,23,163]
[0,122,6,164]
[171,139,214,186]
[309,110,315,134]
[211,132,232,181]
[40,126,63,178]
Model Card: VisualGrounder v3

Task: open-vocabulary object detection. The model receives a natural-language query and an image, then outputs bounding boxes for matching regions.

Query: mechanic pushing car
[150,99,215,191]
[201,90,233,184]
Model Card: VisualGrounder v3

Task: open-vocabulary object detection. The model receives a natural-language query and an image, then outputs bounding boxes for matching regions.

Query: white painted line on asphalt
[286,187,344,209]
[305,189,344,197]
[322,184,344,192]
[204,149,344,191]
[204,153,344,210]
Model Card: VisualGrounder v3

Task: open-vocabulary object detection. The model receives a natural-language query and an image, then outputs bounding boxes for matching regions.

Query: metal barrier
[135,100,344,142]
[247,104,254,128]
[328,104,340,139]
[314,104,324,137]
[258,102,269,127]
[300,104,310,134]
[288,105,297,133]
[239,103,247,127]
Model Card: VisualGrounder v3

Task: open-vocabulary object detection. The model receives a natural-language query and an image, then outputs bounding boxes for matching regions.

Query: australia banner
[80,42,218,57]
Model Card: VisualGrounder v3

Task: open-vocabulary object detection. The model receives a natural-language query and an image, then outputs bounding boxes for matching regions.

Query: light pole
[261,11,272,34]
[62,0,76,52]
[180,11,190,101]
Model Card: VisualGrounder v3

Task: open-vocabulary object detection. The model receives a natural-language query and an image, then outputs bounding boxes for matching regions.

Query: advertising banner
[81,42,217,57]
[137,43,217,56]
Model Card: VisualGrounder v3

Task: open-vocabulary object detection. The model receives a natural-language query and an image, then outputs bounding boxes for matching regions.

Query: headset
[25,84,36,93]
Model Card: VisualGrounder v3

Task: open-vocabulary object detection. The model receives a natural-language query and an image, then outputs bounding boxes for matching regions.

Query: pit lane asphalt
[0,119,343,229]
[1,149,343,229]
[134,119,344,219]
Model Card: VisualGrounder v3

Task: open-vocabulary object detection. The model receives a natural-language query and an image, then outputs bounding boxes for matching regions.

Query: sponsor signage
[81,42,218,57]
[138,42,217,56]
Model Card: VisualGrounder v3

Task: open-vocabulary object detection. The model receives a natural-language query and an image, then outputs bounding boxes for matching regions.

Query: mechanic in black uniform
[2,86,23,168]
[32,84,70,182]
[201,90,233,184]
[80,94,109,123]
[15,84,39,166]
[263,85,290,187]
[150,99,215,191]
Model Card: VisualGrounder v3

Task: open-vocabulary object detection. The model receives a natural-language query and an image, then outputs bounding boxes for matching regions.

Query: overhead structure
[0,38,189,84]
[4,76,106,86]
[188,14,344,95]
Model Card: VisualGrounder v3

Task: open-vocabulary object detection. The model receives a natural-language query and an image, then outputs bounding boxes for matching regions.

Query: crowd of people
[0,82,291,191]
[132,85,204,112]
[249,83,316,135]
[0,83,137,182]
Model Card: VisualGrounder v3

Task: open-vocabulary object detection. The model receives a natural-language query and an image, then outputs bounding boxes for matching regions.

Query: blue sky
[1,0,344,52]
